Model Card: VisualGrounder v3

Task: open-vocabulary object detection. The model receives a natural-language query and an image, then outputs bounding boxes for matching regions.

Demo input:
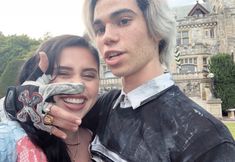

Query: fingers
[43,82,85,97]
[52,118,79,132]
[38,51,49,73]
[47,104,81,131]
[50,126,68,139]
[26,51,49,81]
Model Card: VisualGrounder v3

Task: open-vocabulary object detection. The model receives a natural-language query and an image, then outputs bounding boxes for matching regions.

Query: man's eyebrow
[110,9,136,19]
[93,9,136,25]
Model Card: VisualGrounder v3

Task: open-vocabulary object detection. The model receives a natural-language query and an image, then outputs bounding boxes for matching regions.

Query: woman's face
[52,46,99,119]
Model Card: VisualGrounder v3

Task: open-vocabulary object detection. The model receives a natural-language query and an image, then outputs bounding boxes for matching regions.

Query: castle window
[203,57,208,64]
[103,65,107,72]
[189,58,193,64]
[185,58,188,64]
[176,32,181,46]
[182,31,189,45]
[205,30,209,37]
[180,64,197,73]
[177,31,189,46]
[181,59,184,64]
[194,58,197,64]
[210,28,214,38]
[179,57,198,74]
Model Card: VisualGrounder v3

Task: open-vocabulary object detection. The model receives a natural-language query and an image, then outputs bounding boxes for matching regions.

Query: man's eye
[119,18,131,26]
[94,26,105,36]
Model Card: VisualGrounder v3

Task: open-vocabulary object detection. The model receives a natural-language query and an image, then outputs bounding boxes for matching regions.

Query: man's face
[93,0,160,80]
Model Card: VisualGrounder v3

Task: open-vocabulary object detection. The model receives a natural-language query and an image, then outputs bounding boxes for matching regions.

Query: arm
[0,121,25,162]
[0,97,8,121]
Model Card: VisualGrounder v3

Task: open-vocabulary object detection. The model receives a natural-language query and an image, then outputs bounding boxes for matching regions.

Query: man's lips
[104,50,124,60]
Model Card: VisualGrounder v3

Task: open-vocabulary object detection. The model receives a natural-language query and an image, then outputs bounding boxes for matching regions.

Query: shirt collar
[113,73,174,109]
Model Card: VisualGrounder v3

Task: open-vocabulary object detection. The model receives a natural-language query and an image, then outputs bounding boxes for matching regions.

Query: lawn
[224,122,235,139]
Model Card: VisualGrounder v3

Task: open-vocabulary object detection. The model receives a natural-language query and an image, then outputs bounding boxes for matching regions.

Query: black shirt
[84,86,235,162]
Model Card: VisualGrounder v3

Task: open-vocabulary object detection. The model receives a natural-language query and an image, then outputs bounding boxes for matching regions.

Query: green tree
[0,34,40,77]
[0,33,41,97]
[209,53,235,112]
[0,59,26,97]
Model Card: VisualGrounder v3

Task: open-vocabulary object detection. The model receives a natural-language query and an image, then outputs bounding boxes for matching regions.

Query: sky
[0,0,204,39]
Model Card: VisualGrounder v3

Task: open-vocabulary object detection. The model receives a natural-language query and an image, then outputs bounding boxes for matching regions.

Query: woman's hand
[4,52,82,139]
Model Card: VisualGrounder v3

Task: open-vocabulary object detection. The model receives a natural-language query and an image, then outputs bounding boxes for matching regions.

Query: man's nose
[103,24,119,46]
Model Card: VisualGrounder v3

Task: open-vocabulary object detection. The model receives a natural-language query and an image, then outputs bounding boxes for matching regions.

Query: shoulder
[97,89,121,104]
[156,86,235,160]
[93,89,121,114]
[0,120,26,144]
[0,120,26,162]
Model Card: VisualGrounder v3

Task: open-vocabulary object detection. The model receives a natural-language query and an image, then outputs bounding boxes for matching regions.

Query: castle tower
[204,0,235,55]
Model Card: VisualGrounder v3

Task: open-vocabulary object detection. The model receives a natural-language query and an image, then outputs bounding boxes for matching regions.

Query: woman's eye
[84,74,95,78]
[55,71,71,78]
[57,71,69,76]
[83,72,98,80]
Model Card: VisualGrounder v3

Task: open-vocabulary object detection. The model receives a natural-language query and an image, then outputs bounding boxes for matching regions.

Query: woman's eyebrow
[54,66,72,71]
[83,68,98,73]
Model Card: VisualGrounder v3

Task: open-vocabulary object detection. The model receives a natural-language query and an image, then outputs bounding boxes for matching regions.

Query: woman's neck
[64,128,92,162]
[64,130,80,145]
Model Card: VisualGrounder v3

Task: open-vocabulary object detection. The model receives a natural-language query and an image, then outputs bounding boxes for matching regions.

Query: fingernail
[75,119,81,124]
[62,135,67,139]
[72,126,78,131]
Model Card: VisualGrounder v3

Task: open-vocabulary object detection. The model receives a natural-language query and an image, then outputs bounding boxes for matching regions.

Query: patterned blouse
[0,120,47,162]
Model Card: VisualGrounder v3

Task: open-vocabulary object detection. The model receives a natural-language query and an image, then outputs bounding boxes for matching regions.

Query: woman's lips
[63,97,85,104]
[61,95,87,111]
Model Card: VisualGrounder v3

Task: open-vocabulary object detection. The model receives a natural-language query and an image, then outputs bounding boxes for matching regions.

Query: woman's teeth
[64,98,84,104]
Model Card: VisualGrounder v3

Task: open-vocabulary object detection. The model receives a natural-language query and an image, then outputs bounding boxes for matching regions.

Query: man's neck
[122,65,164,93]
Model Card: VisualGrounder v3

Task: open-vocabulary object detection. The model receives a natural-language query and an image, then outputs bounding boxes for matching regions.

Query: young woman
[0,35,100,162]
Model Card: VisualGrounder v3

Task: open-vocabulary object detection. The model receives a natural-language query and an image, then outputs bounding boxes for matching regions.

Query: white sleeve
[0,97,9,122]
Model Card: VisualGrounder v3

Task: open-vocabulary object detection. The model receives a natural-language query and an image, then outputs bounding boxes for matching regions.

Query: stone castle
[99,0,235,118]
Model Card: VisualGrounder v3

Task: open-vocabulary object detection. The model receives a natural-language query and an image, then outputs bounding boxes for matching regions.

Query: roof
[172,2,212,20]
[188,1,209,16]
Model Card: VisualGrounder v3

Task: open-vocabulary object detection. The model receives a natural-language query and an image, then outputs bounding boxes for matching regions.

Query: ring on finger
[44,114,54,125]
[43,104,53,114]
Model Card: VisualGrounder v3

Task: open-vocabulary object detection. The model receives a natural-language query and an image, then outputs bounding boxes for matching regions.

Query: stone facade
[99,0,235,118]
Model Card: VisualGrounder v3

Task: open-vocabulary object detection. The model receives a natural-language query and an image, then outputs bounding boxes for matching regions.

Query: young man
[3,0,235,161]
[81,0,235,161]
